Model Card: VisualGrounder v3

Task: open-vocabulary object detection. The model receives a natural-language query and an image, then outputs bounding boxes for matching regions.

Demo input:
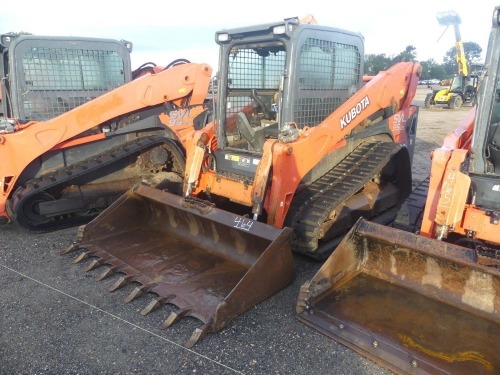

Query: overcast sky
[1,0,498,70]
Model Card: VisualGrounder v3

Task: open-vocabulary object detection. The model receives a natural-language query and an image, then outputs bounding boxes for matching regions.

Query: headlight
[217,33,230,43]
[273,25,286,35]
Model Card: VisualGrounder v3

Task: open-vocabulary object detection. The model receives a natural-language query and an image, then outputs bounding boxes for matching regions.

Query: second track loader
[0,33,211,230]
[297,6,500,374]
[64,17,420,346]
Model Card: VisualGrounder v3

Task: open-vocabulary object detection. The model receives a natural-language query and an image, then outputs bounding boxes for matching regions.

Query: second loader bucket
[63,183,295,347]
[297,218,499,375]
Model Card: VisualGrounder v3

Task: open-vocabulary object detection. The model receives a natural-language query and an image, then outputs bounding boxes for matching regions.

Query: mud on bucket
[297,218,500,375]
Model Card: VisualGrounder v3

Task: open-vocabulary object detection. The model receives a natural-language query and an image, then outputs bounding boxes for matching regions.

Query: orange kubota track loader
[297,7,500,375]
[64,17,421,347]
[0,32,212,230]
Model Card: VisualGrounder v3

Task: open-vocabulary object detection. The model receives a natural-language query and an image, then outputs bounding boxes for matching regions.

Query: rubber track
[11,135,174,231]
[392,176,430,233]
[287,141,405,257]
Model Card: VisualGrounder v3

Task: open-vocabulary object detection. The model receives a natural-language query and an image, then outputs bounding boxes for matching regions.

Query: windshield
[224,43,286,149]
[450,75,476,91]
[19,46,127,121]
[487,67,500,173]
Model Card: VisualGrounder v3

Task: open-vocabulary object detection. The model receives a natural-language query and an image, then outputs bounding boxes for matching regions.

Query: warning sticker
[225,154,240,162]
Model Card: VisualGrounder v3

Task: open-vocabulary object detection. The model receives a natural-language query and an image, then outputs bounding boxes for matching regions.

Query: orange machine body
[420,107,498,243]
[185,62,421,228]
[0,63,212,223]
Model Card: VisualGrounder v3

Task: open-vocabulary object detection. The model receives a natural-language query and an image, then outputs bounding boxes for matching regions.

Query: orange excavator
[0,32,212,230]
[297,6,500,374]
[63,17,421,346]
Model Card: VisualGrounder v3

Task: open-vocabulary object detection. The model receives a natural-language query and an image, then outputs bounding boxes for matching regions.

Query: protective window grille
[21,47,126,121]
[228,48,285,89]
[225,48,285,136]
[294,38,360,128]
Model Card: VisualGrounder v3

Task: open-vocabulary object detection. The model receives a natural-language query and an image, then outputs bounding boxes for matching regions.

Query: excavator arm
[0,63,212,223]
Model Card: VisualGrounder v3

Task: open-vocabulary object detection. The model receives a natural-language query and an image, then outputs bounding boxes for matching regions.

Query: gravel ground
[0,88,470,374]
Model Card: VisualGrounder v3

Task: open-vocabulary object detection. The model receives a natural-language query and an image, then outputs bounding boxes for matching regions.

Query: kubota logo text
[340,96,370,129]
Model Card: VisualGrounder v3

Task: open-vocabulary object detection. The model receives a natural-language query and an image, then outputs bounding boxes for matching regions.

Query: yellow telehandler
[424,10,479,110]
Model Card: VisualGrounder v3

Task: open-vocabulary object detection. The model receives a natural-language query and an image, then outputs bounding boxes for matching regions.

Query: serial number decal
[169,109,190,126]
[233,217,254,231]
[340,95,370,129]
[392,113,405,132]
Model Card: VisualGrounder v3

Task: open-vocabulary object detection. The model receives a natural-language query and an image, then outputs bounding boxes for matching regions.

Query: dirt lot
[0,87,474,374]
[411,86,473,183]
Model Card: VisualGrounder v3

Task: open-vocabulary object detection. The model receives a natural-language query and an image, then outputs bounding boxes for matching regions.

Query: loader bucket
[63,183,295,347]
[297,218,500,375]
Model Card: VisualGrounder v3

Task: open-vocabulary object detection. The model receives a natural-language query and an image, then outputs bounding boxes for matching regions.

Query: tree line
[364,42,483,80]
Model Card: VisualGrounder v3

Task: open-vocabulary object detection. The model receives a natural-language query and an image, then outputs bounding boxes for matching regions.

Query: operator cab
[0,33,132,122]
[487,73,500,174]
[469,36,500,211]
[213,18,363,178]
[449,74,478,102]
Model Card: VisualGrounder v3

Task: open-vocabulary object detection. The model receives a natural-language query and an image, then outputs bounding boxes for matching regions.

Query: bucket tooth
[185,323,211,348]
[95,266,118,281]
[123,286,146,304]
[84,259,104,272]
[108,275,133,292]
[140,296,172,316]
[160,309,189,329]
[60,243,81,255]
[73,251,91,264]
